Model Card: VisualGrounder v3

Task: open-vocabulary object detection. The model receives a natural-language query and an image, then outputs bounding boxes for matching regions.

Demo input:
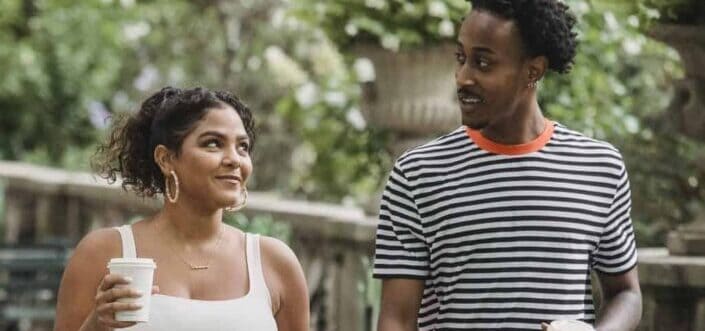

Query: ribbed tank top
[114,225,278,331]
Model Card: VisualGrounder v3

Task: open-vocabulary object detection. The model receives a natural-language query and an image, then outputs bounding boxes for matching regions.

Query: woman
[54,87,309,331]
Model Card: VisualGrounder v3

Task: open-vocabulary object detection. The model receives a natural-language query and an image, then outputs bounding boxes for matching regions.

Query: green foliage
[0,0,133,165]
[1,0,702,246]
[0,0,390,205]
[223,213,290,243]
[592,0,705,26]
[289,0,469,51]
[539,0,701,245]
[268,32,392,203]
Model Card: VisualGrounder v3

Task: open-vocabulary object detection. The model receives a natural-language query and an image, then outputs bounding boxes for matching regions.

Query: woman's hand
[92,274,158,330]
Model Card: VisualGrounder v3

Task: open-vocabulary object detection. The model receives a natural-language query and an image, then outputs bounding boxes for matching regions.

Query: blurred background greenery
[0,0,703,248]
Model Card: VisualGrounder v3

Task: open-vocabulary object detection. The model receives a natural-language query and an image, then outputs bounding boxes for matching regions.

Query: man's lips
[457,88,484,106]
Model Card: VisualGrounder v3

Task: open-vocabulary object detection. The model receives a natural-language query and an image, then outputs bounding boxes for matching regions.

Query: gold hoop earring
[225,188,248,212]
[165,170,179,203]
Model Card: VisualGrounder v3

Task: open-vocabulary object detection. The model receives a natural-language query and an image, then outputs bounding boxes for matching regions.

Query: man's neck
[480,98,545,145]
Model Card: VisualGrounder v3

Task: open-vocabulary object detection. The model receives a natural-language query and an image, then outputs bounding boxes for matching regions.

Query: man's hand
[541,322,557,331]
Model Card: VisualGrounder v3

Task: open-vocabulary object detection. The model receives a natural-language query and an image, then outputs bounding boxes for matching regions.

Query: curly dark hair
[468,0,578,74]
[93,86,256,197]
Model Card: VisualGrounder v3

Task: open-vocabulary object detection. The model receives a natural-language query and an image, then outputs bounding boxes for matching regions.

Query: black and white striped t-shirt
[373,121,637,331]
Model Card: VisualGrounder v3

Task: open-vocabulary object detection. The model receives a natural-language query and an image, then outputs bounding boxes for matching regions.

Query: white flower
[120,0,135,8]
[310,41,345,77]
[133,65,159,92]
[295,82,319,108]
[270,9,286,28]
[168,66,186,84]
[264,46,308,87]
[324,91,348,107]
[603,12,619,31]
[622,39,642,56]
[623,115,639,134]
[439,19,454,37]
[345,22,359,37]
[112,91,131,112]
[87,101,111,129]
[346,107,367,130]
[18,47,35,66]
[122,21,151,42]
[572,1,589,16]
[247,56,262,71]
[428,1,448,18]
[627,15,640,28]
[403,3,418,14]
[353,58,376,82]
[381,34,400,51]
[364,0,386,10]
[291,143,317,172]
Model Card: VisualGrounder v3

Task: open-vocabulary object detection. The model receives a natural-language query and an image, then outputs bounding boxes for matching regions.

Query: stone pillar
[354,43,461,161]
[648,24,705,256]
[637,248,705,331]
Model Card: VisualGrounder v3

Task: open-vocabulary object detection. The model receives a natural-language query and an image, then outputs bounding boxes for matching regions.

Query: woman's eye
[454,52,466,64]
[205,140,220,148]
[238,142,250,151]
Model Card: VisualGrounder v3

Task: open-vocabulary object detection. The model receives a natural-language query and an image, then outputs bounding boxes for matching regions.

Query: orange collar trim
[466,119,555,155]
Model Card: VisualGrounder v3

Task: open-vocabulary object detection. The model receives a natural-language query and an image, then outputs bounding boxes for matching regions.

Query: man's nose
[455,63,476,87]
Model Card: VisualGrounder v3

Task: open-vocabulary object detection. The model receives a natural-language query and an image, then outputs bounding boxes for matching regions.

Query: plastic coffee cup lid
[107,258,156,268]
[550,320,595,331]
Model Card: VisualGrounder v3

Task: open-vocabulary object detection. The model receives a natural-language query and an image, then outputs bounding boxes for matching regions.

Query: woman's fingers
[96,313,138,329]
[95,301,143,329]
[99,274,132,291]
[96,287,142,304]
[96,301,143,314]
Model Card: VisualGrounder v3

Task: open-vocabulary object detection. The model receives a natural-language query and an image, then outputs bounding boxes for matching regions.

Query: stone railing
[4,161,705,331]
[0,161,377,331]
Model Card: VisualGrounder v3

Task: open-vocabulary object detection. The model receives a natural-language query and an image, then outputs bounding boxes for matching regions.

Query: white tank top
[114,225,278,331]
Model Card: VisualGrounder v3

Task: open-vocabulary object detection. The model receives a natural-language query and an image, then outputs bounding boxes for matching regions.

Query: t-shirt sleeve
[592,162,638,274]
[373,162,430,279]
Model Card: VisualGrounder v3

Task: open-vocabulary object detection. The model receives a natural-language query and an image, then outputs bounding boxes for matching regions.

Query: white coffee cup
[549,320,595,331]
[107,258,156,322]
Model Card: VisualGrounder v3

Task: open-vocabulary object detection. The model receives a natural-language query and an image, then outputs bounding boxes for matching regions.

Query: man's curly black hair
[468,0,578,74]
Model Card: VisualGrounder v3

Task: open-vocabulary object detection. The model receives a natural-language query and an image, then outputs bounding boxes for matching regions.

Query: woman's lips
[215,175,242,185]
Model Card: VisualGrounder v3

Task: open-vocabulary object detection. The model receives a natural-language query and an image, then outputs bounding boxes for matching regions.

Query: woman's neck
[155,200,223,243]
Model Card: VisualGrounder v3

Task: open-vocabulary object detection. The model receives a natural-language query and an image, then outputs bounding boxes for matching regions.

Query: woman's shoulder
[72,227,123,262]
[258,235,299,270]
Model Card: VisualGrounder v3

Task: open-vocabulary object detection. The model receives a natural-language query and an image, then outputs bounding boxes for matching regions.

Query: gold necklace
[165,223,225,271]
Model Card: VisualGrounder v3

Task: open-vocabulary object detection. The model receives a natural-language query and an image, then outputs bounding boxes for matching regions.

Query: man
[373,1,642,330]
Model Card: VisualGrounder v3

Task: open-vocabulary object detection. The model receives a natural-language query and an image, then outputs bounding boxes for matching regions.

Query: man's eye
[454,52,466,63]
[477,58,490,68]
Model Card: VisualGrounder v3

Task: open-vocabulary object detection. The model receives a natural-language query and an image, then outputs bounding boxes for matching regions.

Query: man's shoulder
[395,127,469,169]
[551,122,622,157]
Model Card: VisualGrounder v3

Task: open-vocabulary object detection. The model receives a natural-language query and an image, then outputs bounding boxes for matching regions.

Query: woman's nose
[222,147,240,168]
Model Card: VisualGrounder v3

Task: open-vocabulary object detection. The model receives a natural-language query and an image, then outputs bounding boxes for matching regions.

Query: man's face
[455,10,530,130]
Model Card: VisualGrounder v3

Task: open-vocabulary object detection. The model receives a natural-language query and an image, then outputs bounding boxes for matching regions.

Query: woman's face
[170,105,252,210]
